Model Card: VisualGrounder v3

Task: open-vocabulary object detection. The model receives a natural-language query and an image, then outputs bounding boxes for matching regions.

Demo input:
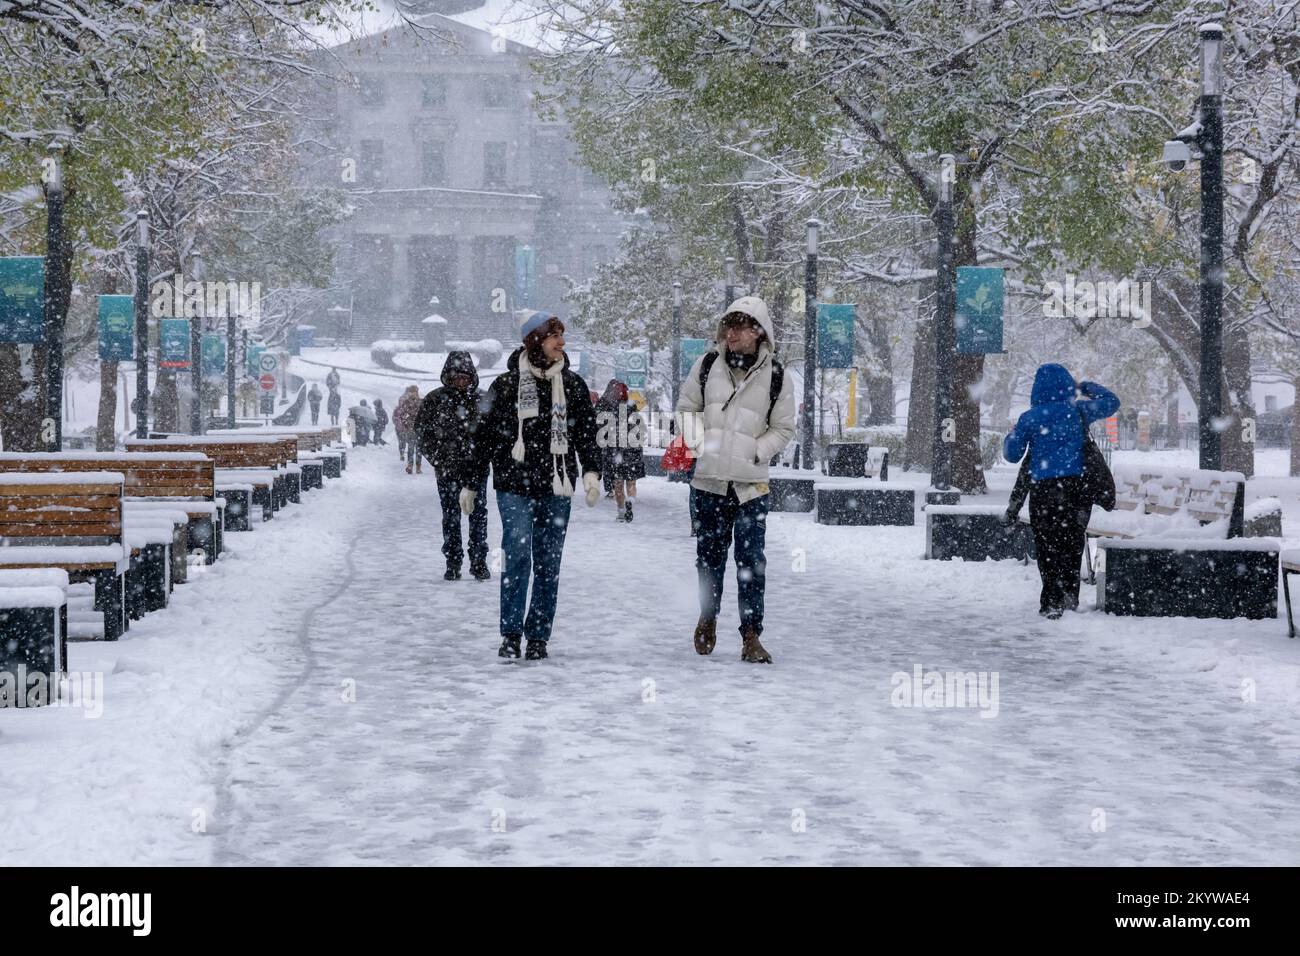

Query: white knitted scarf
[514,350,573,496]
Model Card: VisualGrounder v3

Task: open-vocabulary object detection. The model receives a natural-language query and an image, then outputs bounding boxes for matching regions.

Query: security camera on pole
[1159,23,1224,471]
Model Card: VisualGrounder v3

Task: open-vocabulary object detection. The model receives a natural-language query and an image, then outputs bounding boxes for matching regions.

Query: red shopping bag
[661,435,694,472]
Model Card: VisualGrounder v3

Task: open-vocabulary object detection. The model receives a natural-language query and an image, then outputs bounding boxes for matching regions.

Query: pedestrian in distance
[372,398,389,445]
[394,385,422,474]
[415,352,490,581]
[460,311,601,661]
[327,388,341,427]
[307,384,323,425]
[325,367,341,392]
[1003,363,1120,620]
[594,379,645,522]
[676,295,796,664]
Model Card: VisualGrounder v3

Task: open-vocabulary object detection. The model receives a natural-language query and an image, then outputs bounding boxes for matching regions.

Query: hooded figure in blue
[1003,364,1119,479]
[1003,364,1119,619]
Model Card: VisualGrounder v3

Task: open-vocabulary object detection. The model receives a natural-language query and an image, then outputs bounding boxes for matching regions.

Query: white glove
[459,487,476,516]
[583,472,601,508]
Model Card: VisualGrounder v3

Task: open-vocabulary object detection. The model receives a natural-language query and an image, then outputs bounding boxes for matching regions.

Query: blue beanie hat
[520,309,559,342]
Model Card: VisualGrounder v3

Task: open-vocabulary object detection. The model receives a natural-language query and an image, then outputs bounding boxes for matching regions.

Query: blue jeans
[496,491,572,642]
[692,485,768,636]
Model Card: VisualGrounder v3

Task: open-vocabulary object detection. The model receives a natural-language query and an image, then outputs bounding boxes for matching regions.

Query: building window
[358,75,385,107]
[421,76,445,108]
[421,142,446,186]
[483,142,506,188]
[483,76,510,108]
[358,139,384,185]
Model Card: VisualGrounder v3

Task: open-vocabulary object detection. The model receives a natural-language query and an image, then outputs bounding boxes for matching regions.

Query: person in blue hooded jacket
[1003,363,1119,618]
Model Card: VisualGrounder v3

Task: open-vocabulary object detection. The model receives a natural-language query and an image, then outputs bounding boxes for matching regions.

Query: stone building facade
[305,5,625,345]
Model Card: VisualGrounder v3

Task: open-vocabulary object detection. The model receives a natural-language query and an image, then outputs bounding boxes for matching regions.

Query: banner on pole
[514,244,535,310]
[0,256,45,344]
[97,295,135,361]
[159,318,191,369]
[246,344,265,379]
[816,303,855,369]
[201,333,226,378]
[679,338,709,379]
[955,267,1004,354]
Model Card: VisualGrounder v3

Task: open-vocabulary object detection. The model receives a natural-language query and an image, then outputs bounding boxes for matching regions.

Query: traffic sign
[259,373,276,391]
[258,352,278,373]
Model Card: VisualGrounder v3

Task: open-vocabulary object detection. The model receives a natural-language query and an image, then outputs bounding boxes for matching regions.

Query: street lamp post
[43,143,66,451]
[134,212,150,439]
[931,154,957,492]
[1198,22,1224,472]
[671,281,683,411]
[227,310,238,429]
[189,252,204,435]
[724,256,736,310]
[802,219,819,470]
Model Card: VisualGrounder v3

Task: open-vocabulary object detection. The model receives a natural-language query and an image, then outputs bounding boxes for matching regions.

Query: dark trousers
[309,406,320,425]
[692,484,768,636]
[436,471,488,570]
[1028,475,1089,613]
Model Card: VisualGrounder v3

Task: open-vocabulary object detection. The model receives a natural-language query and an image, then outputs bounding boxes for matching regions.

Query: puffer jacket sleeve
[754,365,797,463]
[1003,413,1030,463]
[1077,381,1120,425]
[674,354,707,450]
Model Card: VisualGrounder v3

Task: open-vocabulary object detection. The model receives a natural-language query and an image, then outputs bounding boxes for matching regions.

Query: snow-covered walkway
[4,449,1298,865]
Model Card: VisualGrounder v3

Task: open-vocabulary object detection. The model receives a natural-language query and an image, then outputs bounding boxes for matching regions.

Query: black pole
[931,155,956,491]
[671,281,682,411]
[189,253,203,435]
[724,256,736,310]
[241,329,249,420]
[43,146,66,452]
[134,212,150,439]
[1198,23,1224,472]
[227,312,237,429]
[802,219,819,469]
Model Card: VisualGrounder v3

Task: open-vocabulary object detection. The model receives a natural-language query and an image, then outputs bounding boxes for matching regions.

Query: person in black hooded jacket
[459,312,602,660]
[415,350,490,581]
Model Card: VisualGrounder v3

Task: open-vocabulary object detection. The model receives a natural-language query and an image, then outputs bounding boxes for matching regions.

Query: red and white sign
[259,373,276,391]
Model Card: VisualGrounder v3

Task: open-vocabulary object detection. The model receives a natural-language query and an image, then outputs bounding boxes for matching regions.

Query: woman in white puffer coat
[675,295,796,664]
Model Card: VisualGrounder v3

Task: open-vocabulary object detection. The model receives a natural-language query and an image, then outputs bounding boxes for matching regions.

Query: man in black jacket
[460,313,602,660]
[415,351,490,581]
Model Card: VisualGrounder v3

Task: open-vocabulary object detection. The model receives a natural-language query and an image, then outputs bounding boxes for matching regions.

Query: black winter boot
[624,500,634,522]
[525,639,548,660]
[498,635,521,658]
[444,566,461,581]
[470,562,491,581]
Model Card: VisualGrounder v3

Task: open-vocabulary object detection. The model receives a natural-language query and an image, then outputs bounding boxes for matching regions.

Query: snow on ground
[2,445,1298,865]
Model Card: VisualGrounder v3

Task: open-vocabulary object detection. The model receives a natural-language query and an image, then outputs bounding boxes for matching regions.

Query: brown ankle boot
[741,628,772,663]
[693,617,716,655]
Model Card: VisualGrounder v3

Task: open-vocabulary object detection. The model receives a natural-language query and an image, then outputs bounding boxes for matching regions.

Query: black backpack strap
[697,350,718,399]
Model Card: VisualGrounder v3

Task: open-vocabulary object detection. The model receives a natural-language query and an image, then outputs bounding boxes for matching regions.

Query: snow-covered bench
[1088,466,1279,619]
[0,452,224,564]
[126,436,300,525]
[0,472,129,641]
[0,568,69,706]
[815,449,914,526]
[925,504,1035,561]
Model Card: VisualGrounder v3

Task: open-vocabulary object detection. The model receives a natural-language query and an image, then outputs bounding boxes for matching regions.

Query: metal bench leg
[1084,537,1096,586]
[1285,569,1296,639]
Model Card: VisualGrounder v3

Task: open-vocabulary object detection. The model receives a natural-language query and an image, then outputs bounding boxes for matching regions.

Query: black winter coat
[463,347,601,498]
[415,350,485,472]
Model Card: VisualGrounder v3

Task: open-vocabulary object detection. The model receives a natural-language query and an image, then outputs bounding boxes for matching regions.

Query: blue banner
[97,295,134,361]
[159,318,191,369]
[246,344,265,379]
[0,256,45,344]
[514,245,535,310]
[956,267,1004,354]
[816,303,855,369]
[680,338,709,379]
[201,334,226,377]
